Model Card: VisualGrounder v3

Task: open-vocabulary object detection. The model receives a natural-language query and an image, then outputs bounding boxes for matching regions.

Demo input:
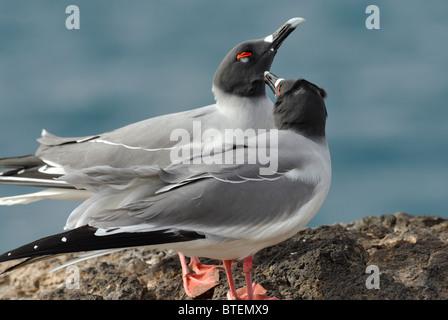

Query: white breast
[212,85,275,130]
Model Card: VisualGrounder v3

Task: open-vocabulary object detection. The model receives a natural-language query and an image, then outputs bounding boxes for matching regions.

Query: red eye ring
[237,51,252,60]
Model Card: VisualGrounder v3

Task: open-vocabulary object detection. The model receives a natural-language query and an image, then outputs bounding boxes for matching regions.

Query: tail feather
[0,173,71,188]
[0,225,204,273]
[50,249,125,272]
[0,154,69,189]
[0,188,92,205]
[0,155,46,169]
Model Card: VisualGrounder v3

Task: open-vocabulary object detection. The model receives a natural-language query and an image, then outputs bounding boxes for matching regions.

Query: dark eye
[236,51,252,63]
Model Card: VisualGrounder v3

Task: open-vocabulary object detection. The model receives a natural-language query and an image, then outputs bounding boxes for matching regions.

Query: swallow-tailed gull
[0,17,305,298]
[0,70,330,300]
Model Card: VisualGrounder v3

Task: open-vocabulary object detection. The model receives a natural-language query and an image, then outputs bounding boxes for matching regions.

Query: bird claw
[183,269,220,298]
[226,283,280,300]
[182,257,220,298]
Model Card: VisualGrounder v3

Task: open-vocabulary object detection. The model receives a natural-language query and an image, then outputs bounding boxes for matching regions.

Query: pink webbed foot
[179,253,220,298]
[228,283,280,300]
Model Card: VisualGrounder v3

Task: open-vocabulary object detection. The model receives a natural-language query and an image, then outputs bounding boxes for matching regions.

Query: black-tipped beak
[265,17,306,51]
[264,71,284,97]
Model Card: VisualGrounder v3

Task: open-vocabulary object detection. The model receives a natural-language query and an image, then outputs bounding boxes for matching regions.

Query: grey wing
[70,132,322,242]
[36,105,220,170]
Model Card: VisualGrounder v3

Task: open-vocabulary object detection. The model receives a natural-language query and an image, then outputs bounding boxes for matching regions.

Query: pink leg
[178,252,220,298]
[243,255,255,300]
[223,259,240,300]
[223,255,280,300]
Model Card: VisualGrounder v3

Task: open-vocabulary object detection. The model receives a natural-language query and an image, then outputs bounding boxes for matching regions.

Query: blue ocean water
[0,1,447,253]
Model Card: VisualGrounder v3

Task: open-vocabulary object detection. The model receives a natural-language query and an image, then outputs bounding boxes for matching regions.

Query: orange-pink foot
[183,269,220,298]
[179,253,220,298]
[226,283,279,300]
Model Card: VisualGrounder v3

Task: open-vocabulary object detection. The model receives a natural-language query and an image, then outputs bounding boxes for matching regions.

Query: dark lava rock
[1,212,447,300]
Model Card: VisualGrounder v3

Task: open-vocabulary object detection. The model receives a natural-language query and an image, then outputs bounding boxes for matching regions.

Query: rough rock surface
[1,212,448,300]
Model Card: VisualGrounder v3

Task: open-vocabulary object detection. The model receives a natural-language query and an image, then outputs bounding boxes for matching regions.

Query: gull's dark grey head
[264,71,328,139]
[213,18,305,98]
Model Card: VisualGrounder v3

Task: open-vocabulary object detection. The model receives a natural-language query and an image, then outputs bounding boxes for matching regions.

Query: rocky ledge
[1,212,447,300]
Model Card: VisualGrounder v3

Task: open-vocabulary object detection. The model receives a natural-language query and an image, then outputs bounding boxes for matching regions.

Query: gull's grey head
[264,71,328,139]
[213,17,305,98]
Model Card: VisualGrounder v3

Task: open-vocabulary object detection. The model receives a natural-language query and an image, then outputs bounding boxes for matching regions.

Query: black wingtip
[0,154,71,188]
[0,225,205,273]
[0,255,56,274]
[0,155,46,169]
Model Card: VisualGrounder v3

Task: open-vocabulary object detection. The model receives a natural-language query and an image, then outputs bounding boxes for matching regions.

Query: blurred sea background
[0,1,447,253]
